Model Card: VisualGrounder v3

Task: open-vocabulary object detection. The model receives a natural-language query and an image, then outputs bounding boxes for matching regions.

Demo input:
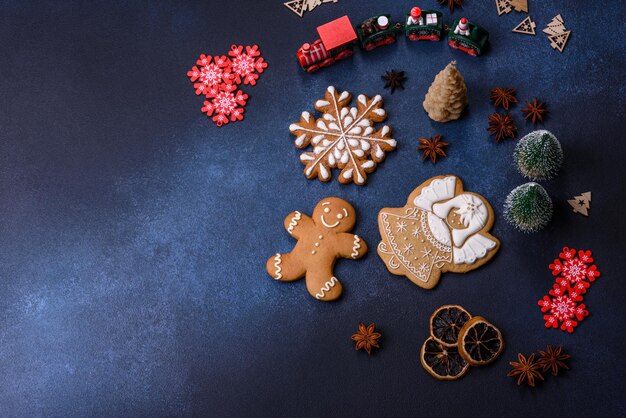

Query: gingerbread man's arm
[336,233,368,260]
[283,211,314,239]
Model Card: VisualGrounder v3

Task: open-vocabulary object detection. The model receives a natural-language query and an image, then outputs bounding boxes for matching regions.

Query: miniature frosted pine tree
[514,130,563,180]
[423,61,468,122]
[504,182,553,232]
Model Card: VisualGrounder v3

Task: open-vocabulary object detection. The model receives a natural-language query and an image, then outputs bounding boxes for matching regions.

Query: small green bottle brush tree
[514,130,563,180]
[504,130,562,232]
[504,182,553,233]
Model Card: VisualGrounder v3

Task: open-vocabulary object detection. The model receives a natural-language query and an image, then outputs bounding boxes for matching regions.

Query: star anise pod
[490,87,518,110]
[487,112,517,142]
[521,98,547,124]
[381,70,407,94]
[351,323,381,355]
[438,0,464,13]
[507,353,545,387]
[418,135,448,164]
[537,345,570,376]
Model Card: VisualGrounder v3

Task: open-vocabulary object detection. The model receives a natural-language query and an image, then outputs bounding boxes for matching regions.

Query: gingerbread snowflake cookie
[289,86,397,185]
[377,175,500,289]
[266,197,368,301]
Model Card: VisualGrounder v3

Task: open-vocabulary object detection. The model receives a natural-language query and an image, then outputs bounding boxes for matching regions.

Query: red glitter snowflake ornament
[228,44,268,86]
[539,294,589,333]
[187,54,232,98]
[549,283,582,301]
[187,45,268,126]
[549,247,601,285]
[538,246,600,333]
[201,88,248,127]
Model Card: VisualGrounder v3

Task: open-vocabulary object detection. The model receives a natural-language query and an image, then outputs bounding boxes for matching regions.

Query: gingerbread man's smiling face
[312,197,356,233]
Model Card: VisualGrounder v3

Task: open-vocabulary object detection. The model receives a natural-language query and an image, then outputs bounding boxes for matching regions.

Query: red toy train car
[296,16,358,73]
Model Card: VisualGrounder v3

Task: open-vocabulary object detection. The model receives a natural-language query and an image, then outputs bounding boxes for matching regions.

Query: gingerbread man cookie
[377,175,500,289]
[266,197,368,301]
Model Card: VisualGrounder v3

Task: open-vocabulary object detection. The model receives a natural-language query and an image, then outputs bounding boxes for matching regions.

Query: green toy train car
[356,15,402,51]
[405,10,443,41]
[447,18,489,56]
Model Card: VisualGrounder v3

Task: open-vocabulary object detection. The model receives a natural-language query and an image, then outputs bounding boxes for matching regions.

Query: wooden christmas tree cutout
[284,0,339,18]
[543,15,566,36]
[510,0,528,13]
[568,192,591,216]
[495,0,512,16]
[543,15,570,52]
[284,0,305,17]
[548,31,571,52]
[512,16,536,35]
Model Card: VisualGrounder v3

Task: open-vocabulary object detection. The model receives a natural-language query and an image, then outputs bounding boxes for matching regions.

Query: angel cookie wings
[377,175,500,289]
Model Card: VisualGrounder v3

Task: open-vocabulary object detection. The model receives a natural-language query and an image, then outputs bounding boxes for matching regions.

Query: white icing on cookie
[321,215,340,228]
[319,165,329,179]
[433,194,489,247]
[315,277,338,299]
[316,120,328,131]
[351,235,361,259]
[294,134,306,147]
[453,234,497,264]
[413,176,457,211]
[273,253,282,280]
[426,212,452,247]
[287,211,301,233]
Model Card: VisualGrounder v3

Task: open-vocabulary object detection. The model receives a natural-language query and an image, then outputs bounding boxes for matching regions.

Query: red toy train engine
[296,15,358,73]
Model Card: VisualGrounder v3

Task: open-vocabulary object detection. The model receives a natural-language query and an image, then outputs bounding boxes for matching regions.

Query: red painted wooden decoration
[316,15,357,50]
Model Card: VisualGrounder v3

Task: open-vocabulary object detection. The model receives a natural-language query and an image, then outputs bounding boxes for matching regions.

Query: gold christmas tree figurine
[423,61,468,123]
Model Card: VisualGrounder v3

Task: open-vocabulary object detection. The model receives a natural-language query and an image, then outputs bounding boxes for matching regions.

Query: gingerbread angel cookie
[377,175,500,289]
[266,197,368,301]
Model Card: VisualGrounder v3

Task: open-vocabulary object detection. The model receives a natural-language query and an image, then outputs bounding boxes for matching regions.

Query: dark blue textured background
[1,0,625,416]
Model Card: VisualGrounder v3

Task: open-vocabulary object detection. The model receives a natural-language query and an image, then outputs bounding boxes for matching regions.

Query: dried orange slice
[430,305,472,347]
[457,316,504,366]
[420,336,470,380]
